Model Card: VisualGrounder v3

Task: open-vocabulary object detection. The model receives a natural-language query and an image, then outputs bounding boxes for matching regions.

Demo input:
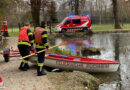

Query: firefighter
[18,23,34,71]
[34,21,49,76]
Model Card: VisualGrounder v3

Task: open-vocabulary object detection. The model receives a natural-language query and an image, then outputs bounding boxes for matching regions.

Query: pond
[53,32,130,90]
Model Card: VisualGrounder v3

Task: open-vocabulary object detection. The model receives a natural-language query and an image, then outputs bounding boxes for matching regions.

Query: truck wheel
[61,29,66,33]
[3,47,10,62]
[82,28,88,32]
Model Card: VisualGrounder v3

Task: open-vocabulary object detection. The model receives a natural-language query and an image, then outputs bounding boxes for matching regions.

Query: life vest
[18,27,29,42]
[35,27,46,44]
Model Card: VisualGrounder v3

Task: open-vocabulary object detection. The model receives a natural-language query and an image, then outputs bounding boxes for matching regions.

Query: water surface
[54,33,130,90]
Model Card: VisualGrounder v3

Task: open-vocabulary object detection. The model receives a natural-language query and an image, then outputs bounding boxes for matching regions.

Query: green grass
[91,24,130,30]
[91,24,114,30]
[49,47,71,55]
[8,26,53,37]
[122,24,130,29]
[7,24,130,37]
[8,27,35,37]
[8,27,19,37]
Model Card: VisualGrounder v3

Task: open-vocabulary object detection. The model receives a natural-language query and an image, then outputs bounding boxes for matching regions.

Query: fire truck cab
[55,15,91,33]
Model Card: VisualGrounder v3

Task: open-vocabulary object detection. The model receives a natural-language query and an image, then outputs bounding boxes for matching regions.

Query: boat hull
[30,55,119,72]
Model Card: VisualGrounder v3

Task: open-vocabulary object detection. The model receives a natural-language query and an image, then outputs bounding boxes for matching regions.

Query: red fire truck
[0,17,8,36]
[55,15,91,33]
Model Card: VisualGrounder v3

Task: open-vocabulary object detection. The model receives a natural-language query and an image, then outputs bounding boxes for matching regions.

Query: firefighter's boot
[37,66,47,76]
[25,63,30,69]
[19,62,28,71]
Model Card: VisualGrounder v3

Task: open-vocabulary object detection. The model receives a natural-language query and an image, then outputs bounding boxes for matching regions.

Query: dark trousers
[18,45,30,61]
[36,48,45,64]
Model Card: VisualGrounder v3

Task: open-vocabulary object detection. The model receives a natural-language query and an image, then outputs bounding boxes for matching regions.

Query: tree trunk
[75,0,79,15]
[30,0,41,27]
[112,0,121,29]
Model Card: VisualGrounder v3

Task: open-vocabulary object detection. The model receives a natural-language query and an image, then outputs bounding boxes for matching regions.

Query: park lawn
[8,27,35,37]
[91,24,130,31]
[8,27,19,37]
[8,24,130,37]
[8,26,54,37]
[122,24,130,29]
[91,24,114,30]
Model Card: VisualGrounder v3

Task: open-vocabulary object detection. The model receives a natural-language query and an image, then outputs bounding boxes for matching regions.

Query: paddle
[20,41,68,60]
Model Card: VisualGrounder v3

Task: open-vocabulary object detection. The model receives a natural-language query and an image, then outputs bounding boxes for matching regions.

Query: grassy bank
[91,24,130,30]
[47,71,100,90]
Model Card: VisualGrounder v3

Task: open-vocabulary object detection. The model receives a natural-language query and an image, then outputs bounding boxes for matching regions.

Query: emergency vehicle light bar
[85,14,90,17]
[69,14,74,17]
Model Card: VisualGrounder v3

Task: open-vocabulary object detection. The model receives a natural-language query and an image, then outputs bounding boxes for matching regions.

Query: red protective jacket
[18,27,29,42]
[35,27,46,44]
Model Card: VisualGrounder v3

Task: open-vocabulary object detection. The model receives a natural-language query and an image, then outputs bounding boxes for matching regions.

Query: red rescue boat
[2,48,119,72]
[31,53,119,72]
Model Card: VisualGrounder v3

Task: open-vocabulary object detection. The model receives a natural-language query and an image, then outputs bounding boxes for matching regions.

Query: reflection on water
[54,33,130,90]
[54,36,93,56]
[70,44,75,55]
[87,37,92,48]
[55,34,115,60]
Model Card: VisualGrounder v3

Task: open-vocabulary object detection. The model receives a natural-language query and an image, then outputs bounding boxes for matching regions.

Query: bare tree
[67,0,86,15]
[47,1,57,22]
[112,0,121,29]
[29,0,51,27]
[119,0,130,24]
[58,3,70,21]
[0,0,26,27]
[30,0,41,27]
[75,0,79,15]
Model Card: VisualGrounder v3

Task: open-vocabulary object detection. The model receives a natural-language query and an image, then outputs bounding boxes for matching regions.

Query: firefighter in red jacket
[18,23,34,71]
[34,21,49,76]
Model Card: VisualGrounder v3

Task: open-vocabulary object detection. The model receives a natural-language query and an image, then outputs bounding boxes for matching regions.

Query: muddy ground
[0,37,55,90]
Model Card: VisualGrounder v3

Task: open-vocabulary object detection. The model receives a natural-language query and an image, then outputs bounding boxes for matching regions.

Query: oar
[20,41,67,60]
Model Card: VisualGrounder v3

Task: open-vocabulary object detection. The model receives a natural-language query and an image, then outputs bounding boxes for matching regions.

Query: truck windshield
[60,17,67,24]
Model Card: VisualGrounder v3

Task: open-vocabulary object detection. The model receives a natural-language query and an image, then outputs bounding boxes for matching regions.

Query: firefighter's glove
[29,46,35,53]
[46,46,49,51]
[29,46,33,51]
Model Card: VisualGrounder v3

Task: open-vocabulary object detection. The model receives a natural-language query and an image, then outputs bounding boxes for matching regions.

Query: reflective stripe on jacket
[35,43,47,49]
[18,41,29,46]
